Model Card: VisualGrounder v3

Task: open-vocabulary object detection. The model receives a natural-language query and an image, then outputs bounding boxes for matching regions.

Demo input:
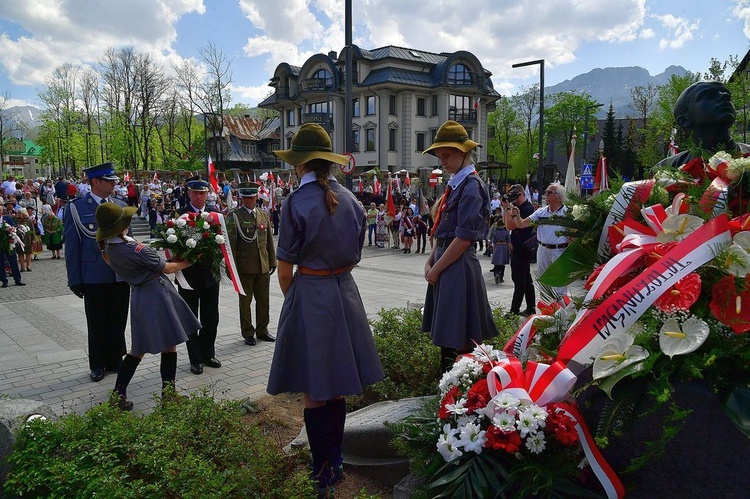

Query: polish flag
[357,177,364,193]
[404,174,411,188]
[474,98,480,110]
[207,155,219,192]
[667,128,679,157]
[386,177,396,217]
[153,172,159,183]
[374,177,381,195]
[124,172,131,182]
[594,155,609,194]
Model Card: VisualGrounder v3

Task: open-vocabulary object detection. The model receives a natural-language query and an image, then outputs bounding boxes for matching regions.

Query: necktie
[430,185,452,237]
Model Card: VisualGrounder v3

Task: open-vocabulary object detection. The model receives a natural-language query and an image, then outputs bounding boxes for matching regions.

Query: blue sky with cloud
[0,0,748,108]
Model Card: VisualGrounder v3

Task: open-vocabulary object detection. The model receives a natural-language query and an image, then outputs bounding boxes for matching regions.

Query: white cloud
[655,14,700,49]
[732,0,750,39]
[640,28,655,39]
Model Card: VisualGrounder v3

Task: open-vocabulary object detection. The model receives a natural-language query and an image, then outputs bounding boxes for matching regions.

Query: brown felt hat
[273,123,350,166]
[96,203,137,241]
[423,120,481,156]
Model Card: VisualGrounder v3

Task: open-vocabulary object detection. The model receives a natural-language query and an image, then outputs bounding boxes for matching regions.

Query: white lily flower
[185,238,197,248]
[727,231,750,278]
[571,204,590,222]
[659,317,710,358]
[656,214,705,243]
[593,333,649,380]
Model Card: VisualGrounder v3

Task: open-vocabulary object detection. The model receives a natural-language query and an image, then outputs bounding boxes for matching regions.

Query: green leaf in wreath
[724,386,750,439]
[538,238,599,287]
[597,361,647,399]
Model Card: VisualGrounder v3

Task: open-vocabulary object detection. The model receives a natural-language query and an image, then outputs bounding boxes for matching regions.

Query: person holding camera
[509,182,569,299]
[504,184,536,316]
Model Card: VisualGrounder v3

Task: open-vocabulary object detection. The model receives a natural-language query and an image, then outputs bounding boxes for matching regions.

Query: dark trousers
[368,224,376,244]
[415,230,427,252]
[492,265,505,279]
[83,282,129,371]
[510,248,535,314]
[0,250,22,284]
[179,284,220,364]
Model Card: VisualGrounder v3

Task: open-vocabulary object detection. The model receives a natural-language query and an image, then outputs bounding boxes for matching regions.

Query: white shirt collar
[299,171,338,187]
[447,164,476,189]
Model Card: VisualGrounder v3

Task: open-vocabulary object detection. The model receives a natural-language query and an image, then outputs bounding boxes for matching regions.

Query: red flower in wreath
[680,157,707,181]
[202,232,211,239]
[465,378,490,414]
[546,407,579,446]
[166,220,174,228]
[485,426,522,454]
[709,274,750,335]
[653,273,702,312]
[438,386,460,420]
[188,220,197,227]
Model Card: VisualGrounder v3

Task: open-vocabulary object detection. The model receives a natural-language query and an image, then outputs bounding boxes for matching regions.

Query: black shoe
[244,337,257,346]
[1,283,7,288]
[111,395,133,411]
[190,363,203,375]
[15,282,26,286]
[90,368,106,382]
[203,357,222,368]
[257,333,276,343]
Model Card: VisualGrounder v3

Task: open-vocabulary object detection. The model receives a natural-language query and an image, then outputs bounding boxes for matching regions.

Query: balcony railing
[301,113,333,129]
[448,109,477,125]
[301,77,332,91]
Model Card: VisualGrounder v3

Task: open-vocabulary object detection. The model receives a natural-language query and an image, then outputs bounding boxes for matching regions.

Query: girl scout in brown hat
[421,120,499,372]
[95,203,200,410]
[267,123,384,496]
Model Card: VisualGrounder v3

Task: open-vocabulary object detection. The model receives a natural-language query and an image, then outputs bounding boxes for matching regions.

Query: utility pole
[344,0,353,191]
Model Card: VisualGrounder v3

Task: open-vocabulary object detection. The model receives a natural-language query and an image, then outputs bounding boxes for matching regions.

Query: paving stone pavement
[0,240,542,416]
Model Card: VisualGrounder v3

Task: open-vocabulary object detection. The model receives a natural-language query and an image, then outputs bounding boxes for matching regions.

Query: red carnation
[653,273,702,312]
[203,232,211,239]
[547,408,579,446]
[438,386,461,420]
[485,426,522,454]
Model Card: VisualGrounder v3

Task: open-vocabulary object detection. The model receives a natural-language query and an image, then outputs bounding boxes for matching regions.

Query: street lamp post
[582,103,604,165]
[512,59,544,191]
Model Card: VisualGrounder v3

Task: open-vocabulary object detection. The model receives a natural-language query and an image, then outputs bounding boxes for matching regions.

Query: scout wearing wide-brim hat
[185,176,209,191]
[83,162,120,181]
[237,183,259,198]
[95,203,138,242]
[273,123,350,166]
[423,120,481,156]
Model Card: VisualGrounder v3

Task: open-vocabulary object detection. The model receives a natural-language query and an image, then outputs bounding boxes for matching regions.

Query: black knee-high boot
[112,354,141,411]
[160,351,177,397]
[440,347,457,373]
[304,406,335,490]
[326,398,346,483]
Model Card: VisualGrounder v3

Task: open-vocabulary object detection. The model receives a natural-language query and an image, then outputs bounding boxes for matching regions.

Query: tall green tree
[511,84,540,179]
[544,91,598,160]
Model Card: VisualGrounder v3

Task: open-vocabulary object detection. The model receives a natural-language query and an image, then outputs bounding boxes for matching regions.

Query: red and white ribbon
[597,180,656,259]
[206,212,245,296]
[503,314,550,359]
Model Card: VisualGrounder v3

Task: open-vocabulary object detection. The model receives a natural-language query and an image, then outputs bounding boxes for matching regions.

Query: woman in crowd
[421,121,499,372]
[41,204,63,259]
[490,218,510,284]
[268,123,384,497]
[15,209,34,272]
[26,206,44,261]
[400,207,415,253]
[41,180,56,206]
[375,203,388,248]
[414,214,428,254]
[95,202,200,411]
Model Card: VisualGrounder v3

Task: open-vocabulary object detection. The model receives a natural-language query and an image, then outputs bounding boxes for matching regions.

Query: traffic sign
[580,175,594,189]
[341,153,355,174]
[581,163,593,176]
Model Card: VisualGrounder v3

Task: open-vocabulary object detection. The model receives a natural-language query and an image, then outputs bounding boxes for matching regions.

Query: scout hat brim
[423,120,481,156]
[95,204,137,242]
[273,123,350,166]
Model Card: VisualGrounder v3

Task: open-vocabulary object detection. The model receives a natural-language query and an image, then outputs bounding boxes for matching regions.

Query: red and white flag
[357,177,363,193]
[153,172,159,183]
[474,98,480,110]
[667,128,679,157]
[207,155,219,192]
[594,155,609,194]
[564,134,577,193]
[374,177,381,195]
[386,177,396,217]
[124,172,131,182]
[404,174,411,188]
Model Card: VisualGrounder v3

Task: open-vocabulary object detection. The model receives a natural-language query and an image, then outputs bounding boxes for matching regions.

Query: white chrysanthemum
[436,424,463,462]
[593,333,649,380]
[166,227,176,235]
[491,392,520,412]
[445,397,469,417]
[185,238,197,248]
[166,234,178,244]
[525,432,547,454]
[526,404,548,425]
[175,218,187,228]
[214,234,225,244]
[516,408,541,437]
[659,317,710,358]
[440,357,483,395]
[492,411,516,432]
[457,421,487,454]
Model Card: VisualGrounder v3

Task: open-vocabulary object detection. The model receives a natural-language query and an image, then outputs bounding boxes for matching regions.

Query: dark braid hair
[305,159,339,215]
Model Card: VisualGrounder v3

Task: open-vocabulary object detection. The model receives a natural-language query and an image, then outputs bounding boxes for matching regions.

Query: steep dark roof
[360,67,435,87]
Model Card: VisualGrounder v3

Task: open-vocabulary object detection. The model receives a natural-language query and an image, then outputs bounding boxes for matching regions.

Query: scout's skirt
[267,271,384,401]
[129,275,201,355]
[422,246,499,349]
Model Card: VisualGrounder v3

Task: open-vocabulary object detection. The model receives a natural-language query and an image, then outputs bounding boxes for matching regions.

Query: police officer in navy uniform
[177,176,222,375]
[64,162,129,382]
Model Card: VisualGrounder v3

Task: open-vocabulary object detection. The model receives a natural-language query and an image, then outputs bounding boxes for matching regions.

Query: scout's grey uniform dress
[104,239,201,355]
[491,226,511,266]
[422,169,499,349]
[267,179,384,401]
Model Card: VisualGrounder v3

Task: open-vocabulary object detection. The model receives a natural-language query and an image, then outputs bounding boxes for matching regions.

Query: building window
[309,102,329,113]
[431,95,438,116]
[286,109,295,126]
[430,129,437,144]
[416,133,426,152]
[286,137,293,149]
[449,94,472,121]
[366,128,376,151]
[389,95,397,115]
[366,95,376,115]
[389,128,397,151]
[298,108,303,124]
[242,141,257,155]
[416,98,426,116]
[352,98,360,117]
[353,129,360,152]
[448,63,473,85]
